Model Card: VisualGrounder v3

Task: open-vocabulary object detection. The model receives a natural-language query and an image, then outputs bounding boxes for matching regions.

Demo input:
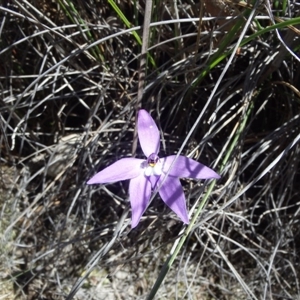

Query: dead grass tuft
[1,0,300,299]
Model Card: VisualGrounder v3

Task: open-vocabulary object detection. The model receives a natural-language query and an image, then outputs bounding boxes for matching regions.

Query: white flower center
[143,153,162,176]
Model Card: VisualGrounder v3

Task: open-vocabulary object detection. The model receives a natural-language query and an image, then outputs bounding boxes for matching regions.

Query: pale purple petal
[161,155,220,179]
[87,158,144,184]
[129,174,151,228]
[157,175,189,224]
[138,109,160,157]
[148,175,160,189]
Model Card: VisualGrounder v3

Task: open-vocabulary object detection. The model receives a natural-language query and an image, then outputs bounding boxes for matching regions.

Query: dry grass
[1,0,300,299]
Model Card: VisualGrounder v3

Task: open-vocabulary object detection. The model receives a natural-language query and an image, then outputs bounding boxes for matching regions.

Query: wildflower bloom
[87,110,220,228]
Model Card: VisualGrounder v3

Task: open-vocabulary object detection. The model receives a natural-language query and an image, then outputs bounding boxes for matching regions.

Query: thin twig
[132,0,153,156]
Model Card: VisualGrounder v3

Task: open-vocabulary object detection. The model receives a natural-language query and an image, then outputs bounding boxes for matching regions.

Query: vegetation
[1,0,300,299]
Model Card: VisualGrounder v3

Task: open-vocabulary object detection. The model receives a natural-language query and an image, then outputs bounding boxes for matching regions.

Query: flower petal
[138,109,160,157]
[129,174,151,228]
[87,158,144,184]
[149,175,160,189]
[157,175,189,224]
[161,155,220,179]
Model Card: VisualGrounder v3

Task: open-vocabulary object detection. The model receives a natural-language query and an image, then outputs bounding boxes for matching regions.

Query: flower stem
[132,0,153,156]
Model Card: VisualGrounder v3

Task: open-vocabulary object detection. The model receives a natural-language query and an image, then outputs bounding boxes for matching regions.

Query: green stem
[107,0,156,67]
[147,101,255,299]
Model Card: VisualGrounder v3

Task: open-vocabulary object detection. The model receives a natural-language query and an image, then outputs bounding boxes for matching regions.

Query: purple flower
[87,110,220,228]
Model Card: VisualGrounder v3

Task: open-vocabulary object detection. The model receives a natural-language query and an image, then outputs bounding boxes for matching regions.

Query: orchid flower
[87,110,220,228]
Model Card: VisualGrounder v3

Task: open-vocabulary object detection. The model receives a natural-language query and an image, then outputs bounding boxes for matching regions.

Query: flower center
[144,153,162,176]
[147,153,159,167]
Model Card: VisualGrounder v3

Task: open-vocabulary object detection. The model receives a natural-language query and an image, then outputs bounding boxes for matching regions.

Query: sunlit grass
[0,1,300,299]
